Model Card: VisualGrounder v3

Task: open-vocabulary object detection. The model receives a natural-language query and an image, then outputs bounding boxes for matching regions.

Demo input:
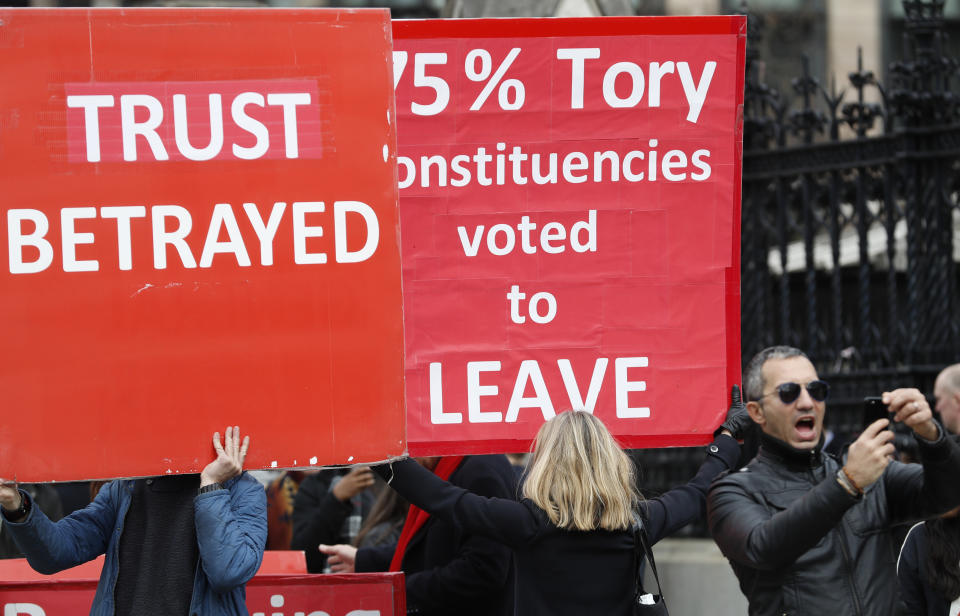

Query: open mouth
[794,416,817,440]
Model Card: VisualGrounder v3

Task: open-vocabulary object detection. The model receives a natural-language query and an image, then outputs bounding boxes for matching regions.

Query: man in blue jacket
[0,425,267,616]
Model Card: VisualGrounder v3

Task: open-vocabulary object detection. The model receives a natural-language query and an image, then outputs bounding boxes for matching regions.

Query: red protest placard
[394,17,745,454]
[0,9,404,481]
[0,563,405,616]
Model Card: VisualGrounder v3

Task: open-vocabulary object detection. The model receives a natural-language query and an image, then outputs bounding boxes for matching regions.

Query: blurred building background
[13,0,960,92]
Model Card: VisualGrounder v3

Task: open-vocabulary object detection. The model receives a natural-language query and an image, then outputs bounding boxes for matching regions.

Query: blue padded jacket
[4,473,267,616]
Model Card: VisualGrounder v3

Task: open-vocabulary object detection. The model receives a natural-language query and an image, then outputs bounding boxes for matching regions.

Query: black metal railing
[635,0,960,535]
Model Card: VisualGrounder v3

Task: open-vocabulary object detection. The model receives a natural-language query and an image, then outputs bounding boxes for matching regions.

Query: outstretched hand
[201,426,249,487]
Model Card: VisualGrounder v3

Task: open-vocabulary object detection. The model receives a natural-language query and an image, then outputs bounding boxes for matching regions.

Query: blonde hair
[522,411,640,531]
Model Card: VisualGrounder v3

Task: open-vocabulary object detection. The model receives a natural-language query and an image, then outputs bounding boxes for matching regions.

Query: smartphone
[863,396,890,426]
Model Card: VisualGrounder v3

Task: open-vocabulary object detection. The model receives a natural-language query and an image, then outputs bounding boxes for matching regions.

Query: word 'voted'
[458,210,596,257]
[7,201,379,274]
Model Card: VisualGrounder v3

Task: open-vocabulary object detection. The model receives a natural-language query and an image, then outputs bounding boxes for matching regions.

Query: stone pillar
[827,0,883,106]
[664,0,720,15]
[555,0,602,17]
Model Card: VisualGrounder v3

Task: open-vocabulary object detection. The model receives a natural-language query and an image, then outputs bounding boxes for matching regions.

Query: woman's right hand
[319,543,357,573]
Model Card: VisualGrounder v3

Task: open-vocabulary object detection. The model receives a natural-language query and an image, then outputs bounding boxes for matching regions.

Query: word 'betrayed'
[7,201,380,274]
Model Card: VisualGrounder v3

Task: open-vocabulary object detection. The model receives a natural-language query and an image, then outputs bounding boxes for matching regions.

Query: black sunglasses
[757,380,830,405]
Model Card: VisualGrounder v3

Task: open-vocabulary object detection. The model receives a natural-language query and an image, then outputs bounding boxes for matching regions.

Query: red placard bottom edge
[407,433,715,457]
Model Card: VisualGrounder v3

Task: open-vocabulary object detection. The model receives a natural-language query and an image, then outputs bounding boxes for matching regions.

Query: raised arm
[641,386,747,542]
[880,388,960,522]
[708,471,857,569]
[375,457,537,548]
[194,427,267,592]
[641,434,739,543]
[710,416,897,569]
[0,479,120,574]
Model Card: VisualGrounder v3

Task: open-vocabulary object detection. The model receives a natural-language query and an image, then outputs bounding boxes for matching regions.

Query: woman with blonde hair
[326,390,747,616]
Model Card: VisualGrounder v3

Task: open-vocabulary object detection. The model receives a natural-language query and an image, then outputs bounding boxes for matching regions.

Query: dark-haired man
[708,346,960,616]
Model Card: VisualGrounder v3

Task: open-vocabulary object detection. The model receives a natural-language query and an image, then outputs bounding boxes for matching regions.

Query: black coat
[357,455,518,616]
[897,521,959,616]
[708,429,960,616]
[291,469,375,573]
[376,437,739,616]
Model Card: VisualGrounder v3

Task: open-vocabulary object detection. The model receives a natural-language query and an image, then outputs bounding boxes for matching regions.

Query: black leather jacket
[708,428,960,616]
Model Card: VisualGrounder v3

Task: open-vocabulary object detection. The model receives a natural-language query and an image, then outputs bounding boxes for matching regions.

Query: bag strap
[633,519,665,601]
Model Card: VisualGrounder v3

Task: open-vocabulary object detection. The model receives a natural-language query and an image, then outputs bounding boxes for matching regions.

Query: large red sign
[0,9,404,481]
[395,17,745,454]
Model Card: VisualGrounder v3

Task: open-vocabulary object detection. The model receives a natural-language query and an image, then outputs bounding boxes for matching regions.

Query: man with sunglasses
[707,345,960,616]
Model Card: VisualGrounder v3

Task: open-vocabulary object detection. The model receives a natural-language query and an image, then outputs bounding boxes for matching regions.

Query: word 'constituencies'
[6,201,379,274]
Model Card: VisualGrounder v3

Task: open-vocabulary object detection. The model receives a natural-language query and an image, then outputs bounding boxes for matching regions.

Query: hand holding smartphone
[863,396,891,427]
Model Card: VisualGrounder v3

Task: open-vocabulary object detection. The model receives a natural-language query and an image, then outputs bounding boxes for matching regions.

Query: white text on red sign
[393,48,716,119]
[7,201,379,274]
[430,357,650,424]
[65,80,323,163]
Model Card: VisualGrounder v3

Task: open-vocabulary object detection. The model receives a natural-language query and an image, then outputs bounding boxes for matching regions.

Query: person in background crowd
[323,395,748,616]
[0,483,63,559]
[893,362,960,615]
[708,346,960,616]
[505,453,528,485]
[291,466,377,573]
[321,455,518,616]
[354,487,409,549]
[0,426,267,616]
[934,363,960,436]
[265,470,308,551]
[898,506,960,616]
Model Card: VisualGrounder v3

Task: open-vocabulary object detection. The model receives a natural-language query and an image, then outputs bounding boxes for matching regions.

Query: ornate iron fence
[741,0,960,432]
[634,0,960,535]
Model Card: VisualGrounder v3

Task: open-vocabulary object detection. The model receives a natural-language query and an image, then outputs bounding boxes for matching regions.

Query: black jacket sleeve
[640,434,740,543]
[883,425,960,524]
[290,470,352,573]
[708,466,860,570]
[355,542,395,573]
[376,457,537,548]
[377,456,519,614]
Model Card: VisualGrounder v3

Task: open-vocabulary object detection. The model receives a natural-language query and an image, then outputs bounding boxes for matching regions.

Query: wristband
[837,468,863,497]
[1,493,29,521]
[198,483,224,495]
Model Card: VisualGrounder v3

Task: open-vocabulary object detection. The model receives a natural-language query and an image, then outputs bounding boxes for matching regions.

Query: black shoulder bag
[633,523,669,615]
